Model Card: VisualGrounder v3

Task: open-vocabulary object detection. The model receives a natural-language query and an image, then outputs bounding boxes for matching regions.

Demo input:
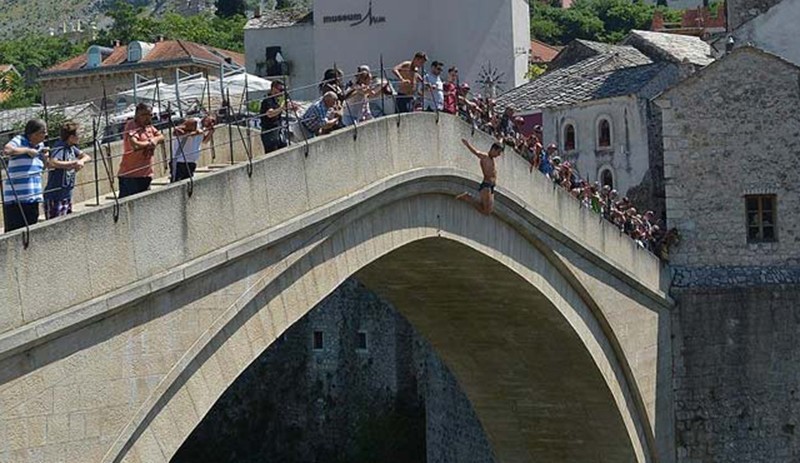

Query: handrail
[92,116,120,223]
[168,104,195,197]
[285,85,310,158]
[0,154,32,248]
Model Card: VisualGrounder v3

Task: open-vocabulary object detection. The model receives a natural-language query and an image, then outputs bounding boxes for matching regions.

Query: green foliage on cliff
[531,0,684,45]
[97,0,246,51]
[0,1,246,108]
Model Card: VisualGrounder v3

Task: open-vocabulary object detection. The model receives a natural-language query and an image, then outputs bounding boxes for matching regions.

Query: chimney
[725,36,735,54]
[651,10,664,31]
[113,39,121,48]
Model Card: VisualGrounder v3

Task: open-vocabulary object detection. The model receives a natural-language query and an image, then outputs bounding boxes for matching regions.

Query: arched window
[600,168,614,189]
[564,123,576,151]
[598,118,611,148]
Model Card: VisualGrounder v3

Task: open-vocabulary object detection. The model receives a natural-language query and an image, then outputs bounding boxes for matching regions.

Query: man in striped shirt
[2,119,48,233]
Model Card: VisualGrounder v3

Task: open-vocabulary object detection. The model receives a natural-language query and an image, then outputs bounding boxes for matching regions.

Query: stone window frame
[312,330,324,351]
[356,330,368,353]
[596,115,613,150]
[745,194,778,244]
[562,119,577,152]
[598,165,615,189]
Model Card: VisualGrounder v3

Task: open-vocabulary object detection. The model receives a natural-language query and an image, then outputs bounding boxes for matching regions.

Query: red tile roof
[530,40,563,64]
[44,40,245,74]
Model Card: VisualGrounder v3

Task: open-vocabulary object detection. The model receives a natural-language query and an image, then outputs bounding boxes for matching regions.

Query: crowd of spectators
[1,49,676,259]
[1,103,220,232]
[268,50,677,258]
[453,94,678,257]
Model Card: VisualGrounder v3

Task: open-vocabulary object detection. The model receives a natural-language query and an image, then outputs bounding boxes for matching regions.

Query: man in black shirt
[260,80,289,154]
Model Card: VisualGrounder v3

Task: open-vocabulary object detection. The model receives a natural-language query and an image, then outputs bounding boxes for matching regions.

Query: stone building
[497,32,713,219]
[38,39,245,107]
[529,39,562,66]
[656,46,800,462]
[729,0,800,65]
[173,279,496,462]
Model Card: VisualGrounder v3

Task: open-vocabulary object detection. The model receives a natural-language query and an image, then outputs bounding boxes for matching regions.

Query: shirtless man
[393,51,427,113]
[456,138,503,215]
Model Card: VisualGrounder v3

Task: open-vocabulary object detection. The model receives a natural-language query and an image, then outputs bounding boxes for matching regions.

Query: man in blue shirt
[2,119,48,232]
[302,92,342,136]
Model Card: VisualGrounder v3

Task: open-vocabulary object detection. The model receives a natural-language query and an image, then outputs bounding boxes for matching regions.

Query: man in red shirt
[443,67,459,115]
[118,103,164,199]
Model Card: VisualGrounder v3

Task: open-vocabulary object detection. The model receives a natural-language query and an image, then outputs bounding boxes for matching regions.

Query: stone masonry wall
[663,45,800,463]
[173,278,497,462]
[660,47,800,268]
[672,284,800,463]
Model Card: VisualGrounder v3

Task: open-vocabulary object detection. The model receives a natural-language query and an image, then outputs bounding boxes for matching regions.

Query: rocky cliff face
[0,0,217,39]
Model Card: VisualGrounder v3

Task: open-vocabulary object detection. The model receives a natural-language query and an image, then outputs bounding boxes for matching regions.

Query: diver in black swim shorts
[456,138,503,215]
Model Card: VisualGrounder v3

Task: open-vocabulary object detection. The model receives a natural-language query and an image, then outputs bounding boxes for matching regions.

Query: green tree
[0,71,40,109]
[526,63,548,80]
[95,0,158,44]
[93,8,246,52]
[0,34,86,109]
[531,0,684,46]
[215,0,246,18]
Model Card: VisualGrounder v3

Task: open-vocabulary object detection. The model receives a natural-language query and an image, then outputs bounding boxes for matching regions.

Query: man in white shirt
[171,116,214,182]
[423,61,445,112]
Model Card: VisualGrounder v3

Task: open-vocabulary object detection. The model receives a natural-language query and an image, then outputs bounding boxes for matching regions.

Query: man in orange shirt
[118,103,164,199]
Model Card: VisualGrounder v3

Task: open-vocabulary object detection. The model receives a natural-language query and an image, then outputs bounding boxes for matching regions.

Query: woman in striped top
[2,119,48,233]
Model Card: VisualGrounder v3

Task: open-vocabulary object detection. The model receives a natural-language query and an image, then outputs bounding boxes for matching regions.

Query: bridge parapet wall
[0,113,668,351]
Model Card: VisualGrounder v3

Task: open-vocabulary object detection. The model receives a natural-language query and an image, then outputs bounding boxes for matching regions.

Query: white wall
[244,23,316,100]
[430,0,529,93]
[733,0,800,66]
[246,0,529,102]
[542,96,650,196]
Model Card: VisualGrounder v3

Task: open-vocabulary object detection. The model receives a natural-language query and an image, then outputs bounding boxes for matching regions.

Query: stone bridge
[0,113,674,462]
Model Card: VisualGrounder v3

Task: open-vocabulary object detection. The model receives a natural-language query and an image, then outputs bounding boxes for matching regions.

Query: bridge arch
[0,113,671,463]
[103,185,654,463]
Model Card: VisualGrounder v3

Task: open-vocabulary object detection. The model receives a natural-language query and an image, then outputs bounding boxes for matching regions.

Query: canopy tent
[118,73,272,113]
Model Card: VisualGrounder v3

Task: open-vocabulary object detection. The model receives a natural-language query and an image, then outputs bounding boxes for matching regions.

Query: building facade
[39,40,245,107]
[245,0,530,101]
[498,32,713,218]
[657,46,800,462]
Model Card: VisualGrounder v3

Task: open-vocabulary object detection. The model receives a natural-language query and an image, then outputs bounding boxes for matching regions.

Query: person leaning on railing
[170,116,215,182]
[302,92,342,137]
[117,103,164,199]
[2,119,48,232]
[343,65,379,126]
[44,121,91,220]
